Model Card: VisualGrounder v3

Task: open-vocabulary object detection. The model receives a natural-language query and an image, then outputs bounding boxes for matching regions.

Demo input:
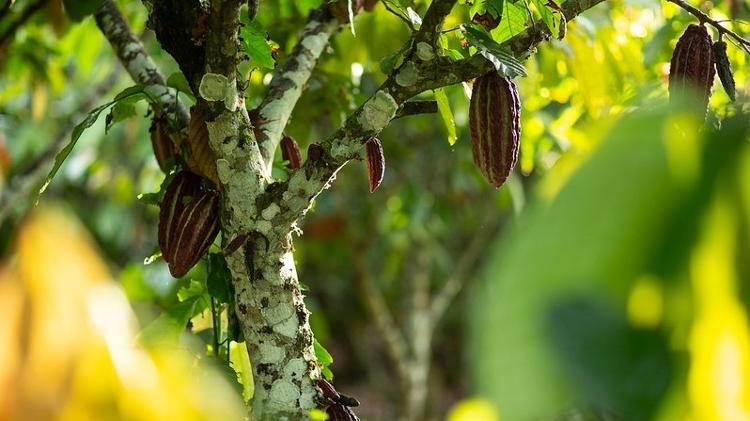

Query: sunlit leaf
[434,88,458,145]
[490,0,528,43]
[240,20,275,70]
[38,86,146,200]
[462,24,527,77]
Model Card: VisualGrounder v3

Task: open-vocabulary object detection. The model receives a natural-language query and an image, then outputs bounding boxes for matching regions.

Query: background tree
[1,0,749,420]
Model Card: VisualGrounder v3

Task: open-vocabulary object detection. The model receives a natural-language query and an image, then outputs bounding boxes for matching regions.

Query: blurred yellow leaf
[0,207,246,420]
[446,398,500,421]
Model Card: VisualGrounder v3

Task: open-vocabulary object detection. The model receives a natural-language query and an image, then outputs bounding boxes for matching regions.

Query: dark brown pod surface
[167,189,220,278]
[158,171,202,261]
[326,403,359,421]
[365,138,385,193]
[281,135,302,169]
[149,117,177,173]
[469,72,521,188]
[668,24,715,112]
[713,40,736,102]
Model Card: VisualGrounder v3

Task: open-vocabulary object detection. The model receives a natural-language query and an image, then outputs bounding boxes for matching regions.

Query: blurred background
[0,0,749,420]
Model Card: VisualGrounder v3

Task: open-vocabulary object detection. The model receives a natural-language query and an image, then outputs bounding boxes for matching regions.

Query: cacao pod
[668,24,715,113]
[326,403,359,421]
[166,189,220,278]
[158,171,203,261]
[186,106,220,186]
[365,138,384,193]
[281,135,302,169]
[472,12,500,30]
[469,72,520,188]
[713,40,736,102]
[317,379,340,402]
[149,116,178,173]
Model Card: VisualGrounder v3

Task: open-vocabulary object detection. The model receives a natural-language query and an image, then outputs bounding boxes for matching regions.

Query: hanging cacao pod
[469,72,521,189]
[365,138,384,193]
[326,403,359,421]
[281,135,302,169]
[713,40,736,102]
[149,116,178,173]
[668,24,715,113]
[158,171,203,260]
[166,189,221,278]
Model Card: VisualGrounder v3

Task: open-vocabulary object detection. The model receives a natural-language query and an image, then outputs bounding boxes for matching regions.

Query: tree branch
[430,206,500,322]
[0,0,48,47]
[94,0,190,132]
[255,5,340,173]
[394,100,438,119]
[666,0,750,54]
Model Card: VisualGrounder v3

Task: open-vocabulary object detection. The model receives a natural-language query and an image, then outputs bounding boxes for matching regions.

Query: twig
[0,0,48,47]
[352,246,411,391]
[666,0,750,54]
[0,68,121,223]
[382,2,417,32]
[0,0,13,20]
[430,205,501,322]
[393,100,438,119]
[255,5,340,171]
[94,0,190,132]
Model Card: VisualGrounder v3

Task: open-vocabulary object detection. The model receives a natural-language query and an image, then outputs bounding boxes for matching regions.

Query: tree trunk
[226,231,320,419]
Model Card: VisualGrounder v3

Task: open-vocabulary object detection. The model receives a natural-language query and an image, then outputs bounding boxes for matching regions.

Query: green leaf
[380,40,412,75]
[206,253,233,303]
[166,71,193,97]
[139,294,209,345]
[531,0,555,35]
[470,0,504,20]
[38,85,146,200]
[490,0,528,43]
[137,192,161,206]
[434,88,457,145]
[105,101,137,133]
[62,0,104,21]
[240,21,275,70]
[314,338,334,380]
[462,24,527,77]
[381,0,412,25]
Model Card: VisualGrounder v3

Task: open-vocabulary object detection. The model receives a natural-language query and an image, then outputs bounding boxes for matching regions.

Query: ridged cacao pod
[469,73,520,188]
[326,403,359,421]
[668,24,715,113]
[281,135,302,169]
[365,138,384,193]
[713,40,736,102]
[158,171,220,278]
[149,116,178,173]
[317,379,340,402]
[166,189,220,278]
[158,171,203,260]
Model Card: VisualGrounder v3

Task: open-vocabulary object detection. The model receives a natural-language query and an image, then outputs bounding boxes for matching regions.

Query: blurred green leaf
[207,253,233,303]
[62,0,104,21]
[38,85,146,200]
[470,106,749,420]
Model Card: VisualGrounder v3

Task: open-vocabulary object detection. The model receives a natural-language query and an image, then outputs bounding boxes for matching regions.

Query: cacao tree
[1,0,749,420]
